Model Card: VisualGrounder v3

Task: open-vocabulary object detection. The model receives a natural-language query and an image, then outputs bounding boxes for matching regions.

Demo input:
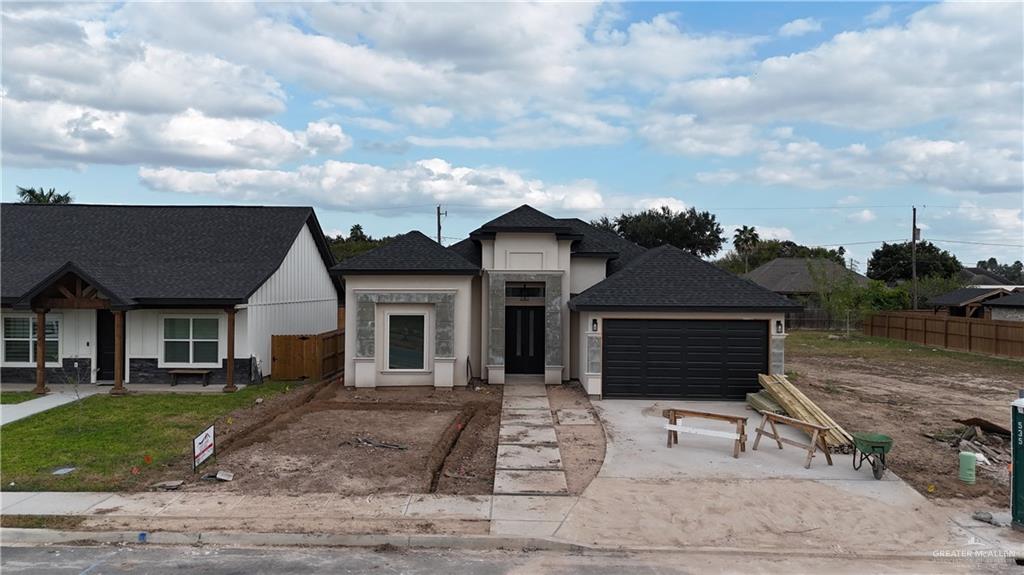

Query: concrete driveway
[554,400,994,557]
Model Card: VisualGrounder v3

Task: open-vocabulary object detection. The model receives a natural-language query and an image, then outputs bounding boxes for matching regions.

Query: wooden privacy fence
[271,329,344,381]
[864,312,1024,358]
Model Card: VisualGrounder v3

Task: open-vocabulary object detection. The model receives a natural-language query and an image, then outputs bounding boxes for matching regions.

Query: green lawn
[1,392,38,405]
[786,329,1024,373]
[1,381,297,492]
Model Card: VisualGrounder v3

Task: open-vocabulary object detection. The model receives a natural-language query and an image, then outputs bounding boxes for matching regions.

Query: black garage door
[603,319,768,399]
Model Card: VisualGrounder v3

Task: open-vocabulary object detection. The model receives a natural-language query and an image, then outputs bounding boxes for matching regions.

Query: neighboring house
[983,292,1024,322]
[1,204,339,393]
[959,266,1013,287]
[333,205,799,400]
[743,257,870,299]
[927,287,1011,318]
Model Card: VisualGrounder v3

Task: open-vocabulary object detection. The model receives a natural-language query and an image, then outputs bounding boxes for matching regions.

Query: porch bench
[168,369,212,387]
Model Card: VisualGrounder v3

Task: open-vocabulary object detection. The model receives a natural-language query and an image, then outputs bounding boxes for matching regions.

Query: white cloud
[638,115,764,156]
[393,105,454,128]
[634,197,688,212]
[2,99,349,168]
[138,158,606,213]
[409,110,629,149]
[865,5,893,24]
[779,18,822,38]
[847,209,877,223]
[695,170,740,185]
[727,224,794,241]
[837,195,861,206]
[348,117,401,133]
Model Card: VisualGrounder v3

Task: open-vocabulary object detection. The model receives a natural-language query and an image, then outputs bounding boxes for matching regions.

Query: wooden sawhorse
[662,408,748,458]
[752,412,833,469]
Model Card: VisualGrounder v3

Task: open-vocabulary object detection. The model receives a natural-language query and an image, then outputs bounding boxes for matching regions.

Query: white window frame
[1,313,62,368]
[158,314,222,368]
[383,311,429,373]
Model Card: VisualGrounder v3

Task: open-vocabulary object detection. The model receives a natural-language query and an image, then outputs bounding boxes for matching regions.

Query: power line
[928,238,1024,248]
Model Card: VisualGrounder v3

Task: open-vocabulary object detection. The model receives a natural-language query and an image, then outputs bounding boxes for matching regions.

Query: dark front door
[505,306,544,374]
[96,310,122,381]
[603,319,768,400]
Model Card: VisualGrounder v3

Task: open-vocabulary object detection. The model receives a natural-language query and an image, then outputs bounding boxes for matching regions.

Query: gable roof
[984,292,1024,308]
[927,287,1010,307]
[1,203,337,308]
[960,267,1013,286]
[333,231,479,275]
[744,257,869,294]
[469,205,581,239]
[570,245,801,312]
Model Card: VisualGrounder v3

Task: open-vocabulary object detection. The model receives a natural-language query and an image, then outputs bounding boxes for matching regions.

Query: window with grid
[163,317,219,365]
[2,316,59,364]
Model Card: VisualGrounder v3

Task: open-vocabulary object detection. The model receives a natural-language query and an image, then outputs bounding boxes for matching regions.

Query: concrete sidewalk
[1,390,99,426]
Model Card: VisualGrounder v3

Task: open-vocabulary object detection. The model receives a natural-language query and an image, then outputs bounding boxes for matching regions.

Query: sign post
[193,424,215,472]
[1012,398,1024,531]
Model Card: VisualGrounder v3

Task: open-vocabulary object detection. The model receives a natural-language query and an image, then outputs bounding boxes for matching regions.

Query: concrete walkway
[493,385,568,497]
[1,390,99,426]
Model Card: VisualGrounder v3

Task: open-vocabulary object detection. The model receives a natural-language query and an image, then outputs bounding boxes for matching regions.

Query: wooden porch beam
[110,310,127,396]
[223,308,238,393]
[33,309,49,395]
[36,297,110,310]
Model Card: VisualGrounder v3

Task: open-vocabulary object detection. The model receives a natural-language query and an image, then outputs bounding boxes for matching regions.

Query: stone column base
[353,358,376,388]
[486,365,505,385]
[544,366,564,385]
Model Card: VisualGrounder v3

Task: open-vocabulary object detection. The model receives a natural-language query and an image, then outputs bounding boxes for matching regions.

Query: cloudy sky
[2,2,1022,268]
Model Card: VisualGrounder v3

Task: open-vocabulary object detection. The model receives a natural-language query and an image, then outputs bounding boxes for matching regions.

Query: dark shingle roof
[332,231,479,275]
[960,267,1013,286]
[470,205,580,238]
[570,245,801,311]
[1,203,335,307]
[927,287,1010,307]
[985,292,1024,308]
[744,257,869,294]
[447,238,482,267]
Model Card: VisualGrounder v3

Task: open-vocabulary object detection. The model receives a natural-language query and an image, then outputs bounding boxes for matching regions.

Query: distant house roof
[569,245,801,312]
[744,257,869,295]
[1,203,337,308]
[984,292,1024,308]
[332,231,479,275]
[960,267,1013,286]
[927,287,1010,307]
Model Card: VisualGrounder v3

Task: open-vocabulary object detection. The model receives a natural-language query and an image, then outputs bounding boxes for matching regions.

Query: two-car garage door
[602,319,768,400]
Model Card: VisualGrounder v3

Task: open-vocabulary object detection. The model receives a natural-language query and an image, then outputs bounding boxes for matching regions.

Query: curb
[3,527,1019,564]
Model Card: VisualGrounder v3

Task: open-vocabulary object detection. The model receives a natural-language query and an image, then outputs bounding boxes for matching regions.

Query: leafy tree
[592,206,724,257]
[715,239,846,275]
[733,225,760,273]
[975,257,1024,283]
[327,225,392,261]
[866,241,961,284]
[807,260,909,327]
[905,275,968,310]
[589,216,616,233]
[16,186,72,204]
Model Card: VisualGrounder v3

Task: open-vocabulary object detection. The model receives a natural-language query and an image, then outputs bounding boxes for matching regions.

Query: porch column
[110,310,127,395]
[33,309,49,395]
[223,308,237,393]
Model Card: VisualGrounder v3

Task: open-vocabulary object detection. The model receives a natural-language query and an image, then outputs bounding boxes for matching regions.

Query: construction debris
[926,422,1010,467]
[52,466,76,476]
[746,390,784,414]
[215,470,234,482]
[954,418,1010,437]
[152,480,184,491]
[758,374,852,450]
[350,436,408,450]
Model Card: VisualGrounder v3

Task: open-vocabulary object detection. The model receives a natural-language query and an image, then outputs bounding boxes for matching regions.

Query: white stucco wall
[344,275,474,387]
[991,307,1024,322]
[491,233,561,271]
[570,258,608,294]
[246,223,339,376]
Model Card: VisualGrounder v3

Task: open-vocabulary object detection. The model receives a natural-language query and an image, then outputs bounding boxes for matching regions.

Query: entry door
[95,310,122,380]
[505,306,544,374]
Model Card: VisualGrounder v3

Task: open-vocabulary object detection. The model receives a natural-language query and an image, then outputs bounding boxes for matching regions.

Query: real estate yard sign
[1013,398,1024,530]
[193,424,215,471]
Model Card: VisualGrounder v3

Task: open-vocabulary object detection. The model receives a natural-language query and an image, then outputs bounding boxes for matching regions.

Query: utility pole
[436,205,447,245]
[911,206,918,310]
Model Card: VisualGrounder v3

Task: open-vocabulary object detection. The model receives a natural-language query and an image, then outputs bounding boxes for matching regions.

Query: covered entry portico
[485,271,564,385]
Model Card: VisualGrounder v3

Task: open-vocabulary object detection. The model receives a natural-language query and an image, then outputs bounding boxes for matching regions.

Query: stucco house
[927,287,1012,318]
[334,205,799,399]
[0,204,339,393]
[984,292,1024,322]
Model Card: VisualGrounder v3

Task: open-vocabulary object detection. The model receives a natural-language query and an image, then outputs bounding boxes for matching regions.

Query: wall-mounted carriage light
[776,320,784,334]
[592,318,599,332]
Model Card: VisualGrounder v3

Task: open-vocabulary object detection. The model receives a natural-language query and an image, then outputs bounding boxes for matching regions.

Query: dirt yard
[548,382,606,494]
[786,330,1023,509]
[162,381,501,496]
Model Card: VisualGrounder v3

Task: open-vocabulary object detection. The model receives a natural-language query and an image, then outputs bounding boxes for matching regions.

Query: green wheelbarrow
[852,432,894,480]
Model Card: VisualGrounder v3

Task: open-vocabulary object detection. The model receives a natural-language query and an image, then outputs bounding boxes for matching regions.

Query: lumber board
[758,374,852,447]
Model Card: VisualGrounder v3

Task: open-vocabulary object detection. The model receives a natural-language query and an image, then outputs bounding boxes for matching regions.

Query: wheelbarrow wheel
[871,456,885,480]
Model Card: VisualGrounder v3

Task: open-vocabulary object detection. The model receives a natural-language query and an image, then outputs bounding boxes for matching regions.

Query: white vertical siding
[246,223,339,376]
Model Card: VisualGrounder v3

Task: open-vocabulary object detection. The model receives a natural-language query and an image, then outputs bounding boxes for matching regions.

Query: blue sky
[3,2,1022,269]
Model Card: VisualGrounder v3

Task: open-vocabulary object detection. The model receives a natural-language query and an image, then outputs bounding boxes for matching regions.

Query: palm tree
[16,186,73,204]
[733,225,760,273]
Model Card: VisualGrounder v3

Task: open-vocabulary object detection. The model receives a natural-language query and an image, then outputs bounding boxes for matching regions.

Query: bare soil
[547,382,606,494]
[786,331,1023,508]
[163,382,501,496]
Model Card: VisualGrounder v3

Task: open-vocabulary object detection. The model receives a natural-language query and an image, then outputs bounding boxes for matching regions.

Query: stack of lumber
[746,390,784,414]
[758,374,853,449]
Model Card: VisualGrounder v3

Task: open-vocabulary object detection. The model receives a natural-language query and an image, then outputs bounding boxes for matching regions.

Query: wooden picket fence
[864,312,1024,358]
[271,329,344,381]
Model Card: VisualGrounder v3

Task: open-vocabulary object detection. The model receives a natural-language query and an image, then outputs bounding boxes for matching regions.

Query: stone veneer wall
[770,335,786,375]
[486,272,563,367]
[0,358,91,384]
[991,308,1024,323]
[354,291,456,359]
[128,358,252,385]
